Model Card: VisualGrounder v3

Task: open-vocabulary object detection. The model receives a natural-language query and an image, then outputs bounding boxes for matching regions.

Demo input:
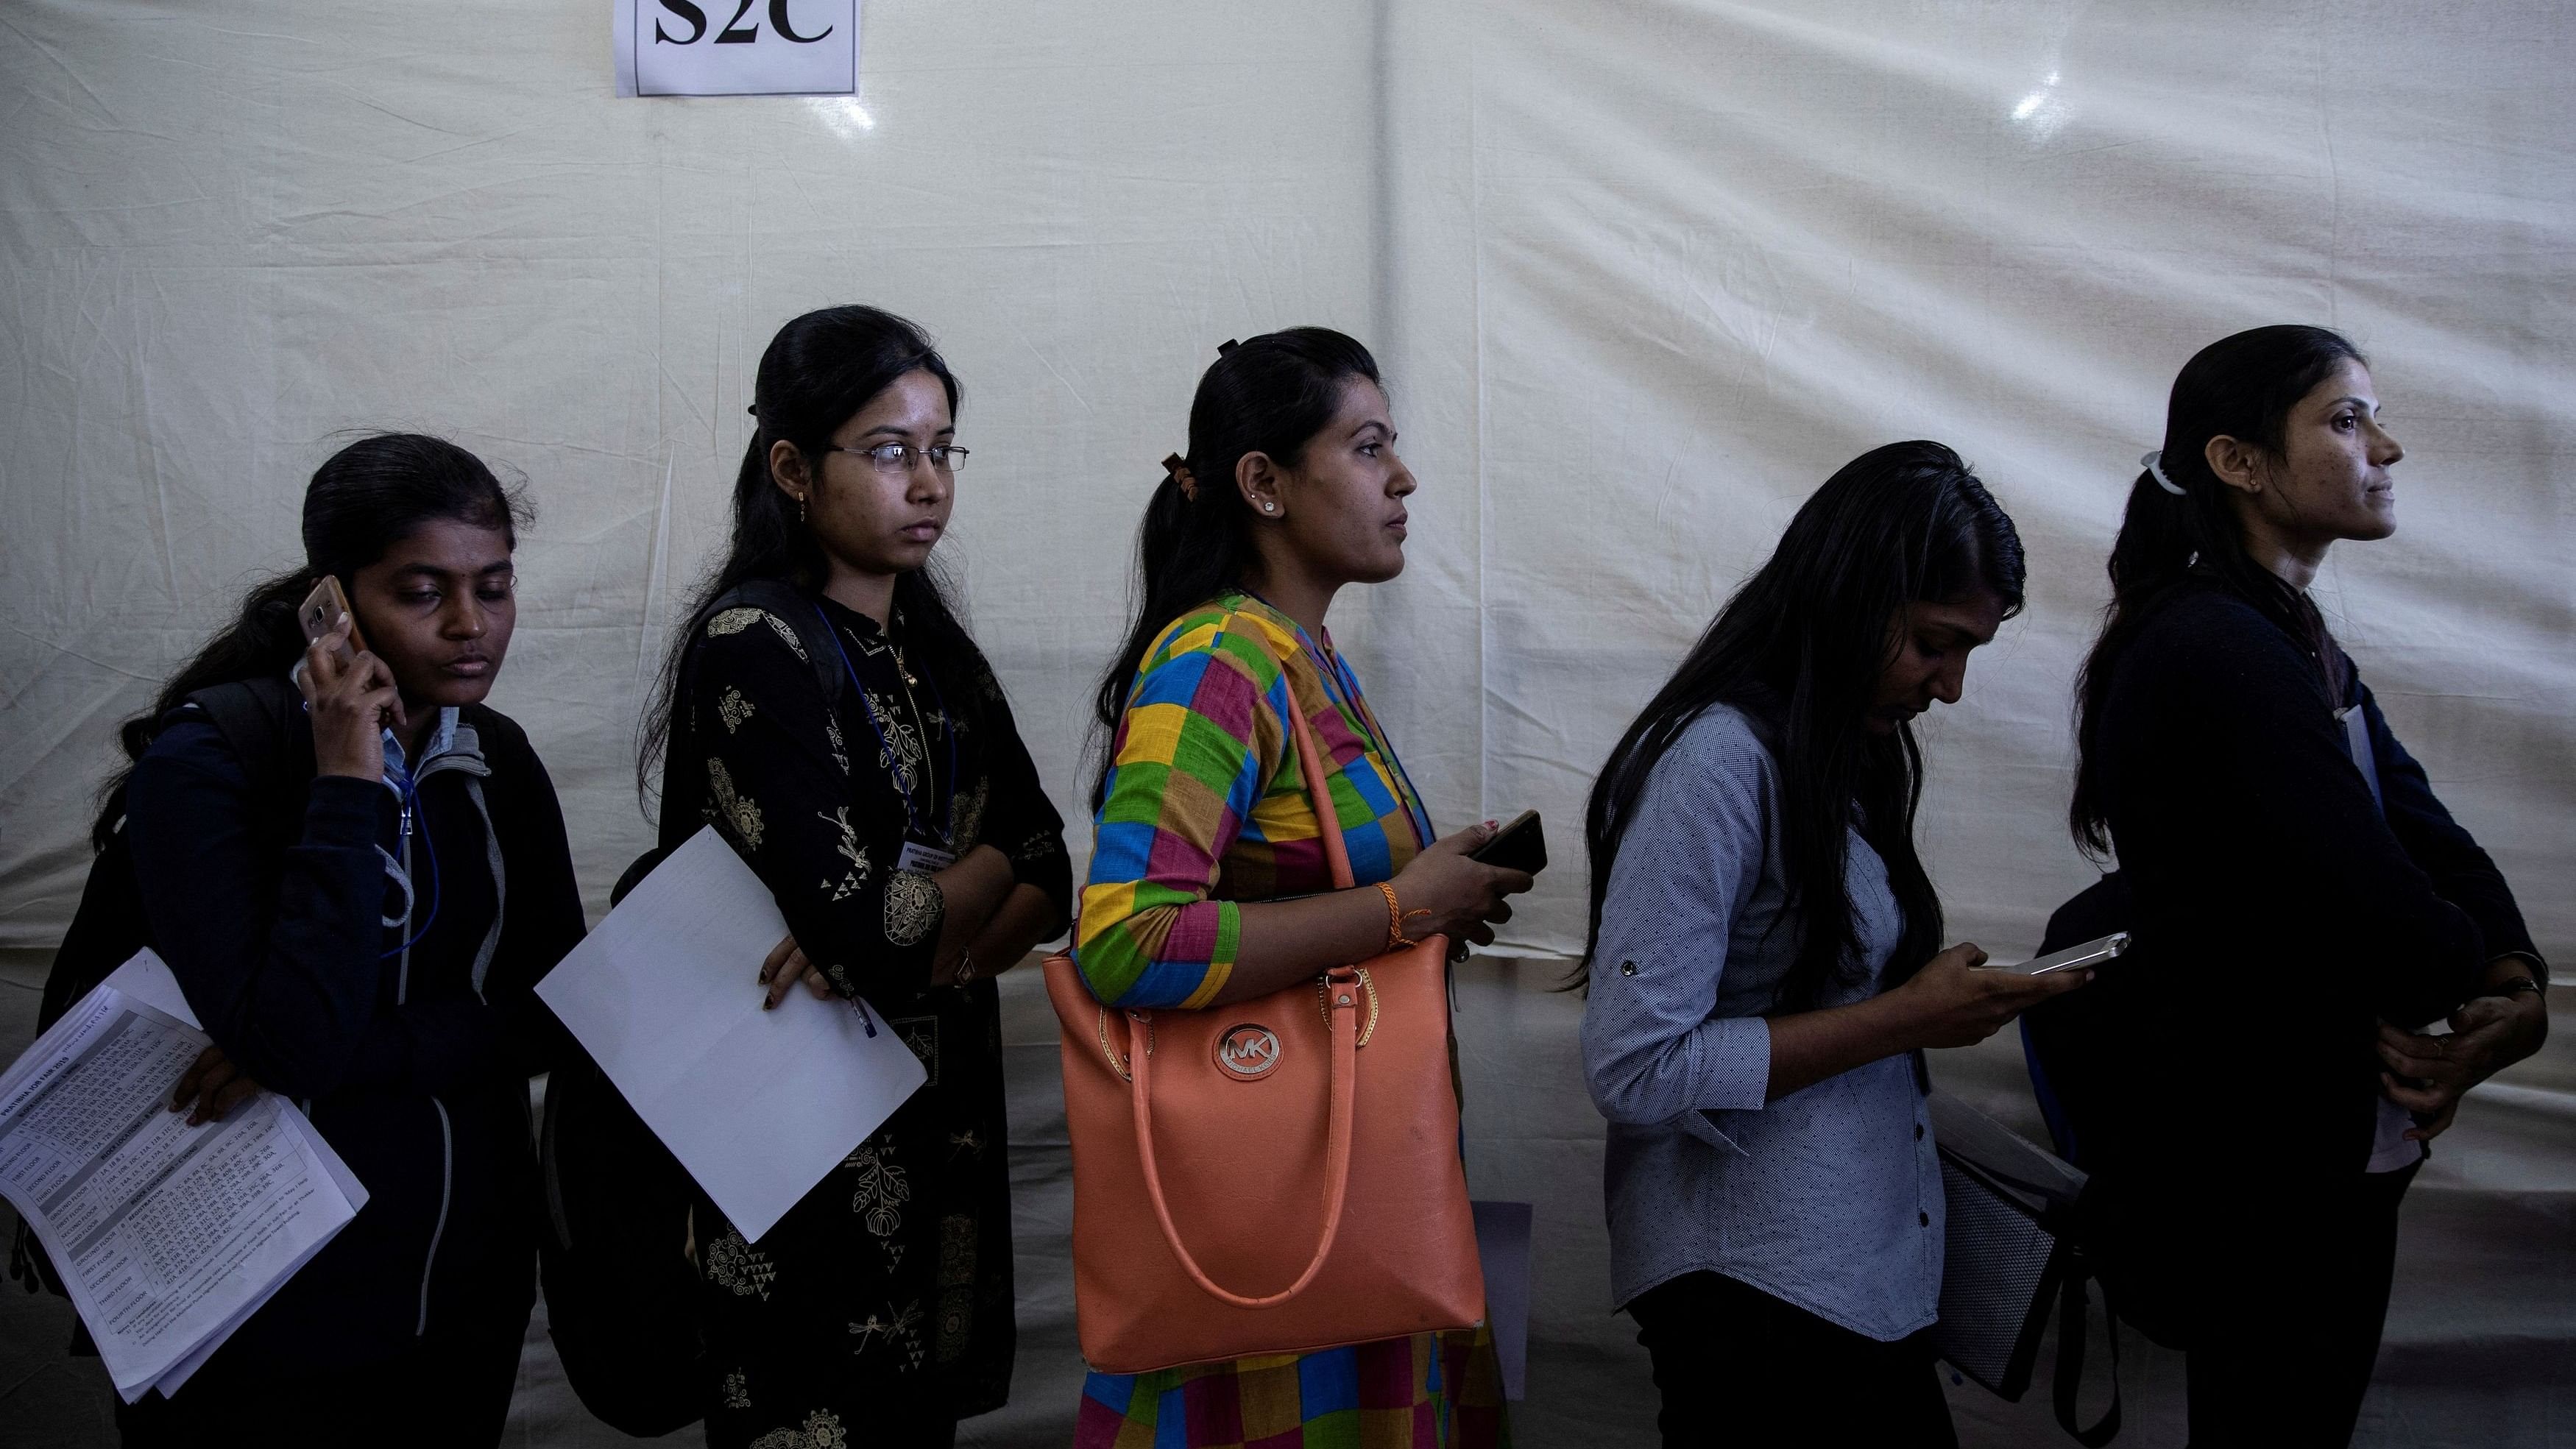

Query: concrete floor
[4,950,2570,1446]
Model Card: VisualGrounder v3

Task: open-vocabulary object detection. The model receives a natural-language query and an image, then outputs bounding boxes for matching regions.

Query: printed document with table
[0,952,366,1403]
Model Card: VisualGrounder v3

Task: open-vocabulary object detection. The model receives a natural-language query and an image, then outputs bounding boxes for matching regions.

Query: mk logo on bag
[1214,1024,1282,1080]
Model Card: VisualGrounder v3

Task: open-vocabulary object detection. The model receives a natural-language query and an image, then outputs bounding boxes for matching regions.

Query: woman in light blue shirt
[1578,442,2088,1446]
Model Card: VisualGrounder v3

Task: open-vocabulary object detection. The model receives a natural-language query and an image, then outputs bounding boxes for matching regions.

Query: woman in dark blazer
[2060,325,2549,1446]
[110,434,583,1447]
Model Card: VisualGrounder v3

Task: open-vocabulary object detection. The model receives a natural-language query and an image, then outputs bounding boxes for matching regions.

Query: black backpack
[10,679,308,1305]
[533,582,847,1436]
[532,848,704,1437]
[2017,871,2207,1445]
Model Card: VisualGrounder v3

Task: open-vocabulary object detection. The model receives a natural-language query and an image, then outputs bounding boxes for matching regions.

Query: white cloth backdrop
[4,0,2569,966]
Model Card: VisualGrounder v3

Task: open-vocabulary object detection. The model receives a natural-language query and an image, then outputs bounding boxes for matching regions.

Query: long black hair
[93,433,530,849]
[2069,324,2365,856]
[1088,327,1382,809]
[1577,441,2025,1005]
[640,304,980,807]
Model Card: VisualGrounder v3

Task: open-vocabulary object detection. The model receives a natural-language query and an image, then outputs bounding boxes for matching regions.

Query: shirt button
[1919,1211,1931,1227]
[1618,960,1638,977]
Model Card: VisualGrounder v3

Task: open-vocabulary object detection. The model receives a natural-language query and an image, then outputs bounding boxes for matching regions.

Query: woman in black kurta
[648,305,1072,1448]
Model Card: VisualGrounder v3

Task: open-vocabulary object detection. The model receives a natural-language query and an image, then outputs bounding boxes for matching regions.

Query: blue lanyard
[813,603,957,845]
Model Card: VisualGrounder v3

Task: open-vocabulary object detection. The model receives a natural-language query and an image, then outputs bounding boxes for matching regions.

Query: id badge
[896,840,958,874]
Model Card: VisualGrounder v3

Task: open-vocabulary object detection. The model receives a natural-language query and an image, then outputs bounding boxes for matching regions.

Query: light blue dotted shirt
[1580,704,1943,1342]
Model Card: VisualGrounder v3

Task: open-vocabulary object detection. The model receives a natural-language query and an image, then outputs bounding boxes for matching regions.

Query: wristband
[1376,882,1435,952]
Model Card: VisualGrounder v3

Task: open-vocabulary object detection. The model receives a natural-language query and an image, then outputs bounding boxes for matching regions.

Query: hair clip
[1164,452,1199,501]
[1217,339,1239,356]
[2140,450,2186,497]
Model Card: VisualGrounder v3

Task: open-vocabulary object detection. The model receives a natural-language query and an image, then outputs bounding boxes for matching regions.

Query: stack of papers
[535,826,927,1241]
[0,952,366,1402]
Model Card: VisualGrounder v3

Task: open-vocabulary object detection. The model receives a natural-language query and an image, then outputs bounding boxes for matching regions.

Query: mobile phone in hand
[297,577,368,659]
[1975,931,2129,976]
[1470,809,1547,875]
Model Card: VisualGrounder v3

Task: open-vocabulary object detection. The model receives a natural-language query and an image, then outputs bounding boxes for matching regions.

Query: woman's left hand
[760,933,836,1009]
[2377,989,2550,1142]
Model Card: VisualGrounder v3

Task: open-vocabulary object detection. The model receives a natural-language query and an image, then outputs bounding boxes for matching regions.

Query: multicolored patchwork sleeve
[1074,609,1294,1009]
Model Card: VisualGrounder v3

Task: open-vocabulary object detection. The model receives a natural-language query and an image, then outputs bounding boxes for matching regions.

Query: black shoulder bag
[533,581,845,1435]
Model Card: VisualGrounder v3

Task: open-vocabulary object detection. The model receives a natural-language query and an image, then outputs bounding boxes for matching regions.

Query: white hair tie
[2141,450,2186,497]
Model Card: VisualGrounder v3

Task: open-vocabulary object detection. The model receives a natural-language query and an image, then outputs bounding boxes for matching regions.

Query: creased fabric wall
[3,0,2571,972]
[0,0,1385,940]
[1370,0,2576,964]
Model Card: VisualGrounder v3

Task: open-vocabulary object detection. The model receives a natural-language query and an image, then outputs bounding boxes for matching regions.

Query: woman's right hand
[1386,821,1536,949]
[299,617,403,782]
[1886,943,2092,1049]
[760,933,835,1009]
[169,1044,265,1126]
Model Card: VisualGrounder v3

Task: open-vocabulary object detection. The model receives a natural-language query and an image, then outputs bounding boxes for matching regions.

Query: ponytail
[1088,327,1382,809]
[2102,461,2201,604]
[2070,325,2363,854]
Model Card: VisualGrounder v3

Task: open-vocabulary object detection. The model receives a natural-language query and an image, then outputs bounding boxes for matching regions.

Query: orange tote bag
[1043,701,1485,1374]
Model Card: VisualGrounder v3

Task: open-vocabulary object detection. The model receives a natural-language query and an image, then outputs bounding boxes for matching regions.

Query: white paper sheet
[0,958,365,1403]
[534,825,927,1242]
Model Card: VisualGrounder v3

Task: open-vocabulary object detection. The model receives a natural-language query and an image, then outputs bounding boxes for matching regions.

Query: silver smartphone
[1976,931,2129,976]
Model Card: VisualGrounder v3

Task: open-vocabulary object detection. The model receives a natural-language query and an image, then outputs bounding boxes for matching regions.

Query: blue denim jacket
[1580,704,1943,1341]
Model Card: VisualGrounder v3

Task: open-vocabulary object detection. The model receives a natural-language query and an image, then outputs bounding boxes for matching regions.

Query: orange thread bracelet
[1377,882,1434,951]
[1377,882,1419,950]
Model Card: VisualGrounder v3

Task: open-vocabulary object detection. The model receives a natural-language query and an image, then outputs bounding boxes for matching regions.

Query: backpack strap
[2052,1255,2125,1447]
[183,675,314,812]
[661,581,847,854]
[715,579,846,709]
[2021,1017,2081,1166]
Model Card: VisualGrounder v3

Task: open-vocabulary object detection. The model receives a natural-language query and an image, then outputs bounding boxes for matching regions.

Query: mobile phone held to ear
[297,576,368,659]
[1469,809,1547,876]
[1975,931,2129,977]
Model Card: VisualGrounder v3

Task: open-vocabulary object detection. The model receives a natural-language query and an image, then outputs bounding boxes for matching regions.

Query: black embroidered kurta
[661,587,1071,1446]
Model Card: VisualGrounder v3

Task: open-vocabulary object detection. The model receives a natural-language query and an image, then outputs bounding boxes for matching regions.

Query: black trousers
[1627,1270,1958,1448]
[2181,1162,2416,1448]
[114,1311,526,1449]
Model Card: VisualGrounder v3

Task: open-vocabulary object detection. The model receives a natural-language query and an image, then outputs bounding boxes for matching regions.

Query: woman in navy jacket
[2064,327,2548,1445]
[106,434,584,1446]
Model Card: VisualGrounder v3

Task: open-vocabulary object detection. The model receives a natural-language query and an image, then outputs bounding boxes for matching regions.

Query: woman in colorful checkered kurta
[1070,327,1525,1449]
[1075,591,1510,1449]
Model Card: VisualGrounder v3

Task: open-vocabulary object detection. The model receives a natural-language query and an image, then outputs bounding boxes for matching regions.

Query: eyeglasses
[827,442,970,475]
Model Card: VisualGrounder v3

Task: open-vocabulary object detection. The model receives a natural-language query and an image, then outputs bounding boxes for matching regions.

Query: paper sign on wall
[614,0,859,97]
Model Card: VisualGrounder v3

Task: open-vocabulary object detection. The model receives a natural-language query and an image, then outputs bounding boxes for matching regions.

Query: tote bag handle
[1121,696,1370,1308]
